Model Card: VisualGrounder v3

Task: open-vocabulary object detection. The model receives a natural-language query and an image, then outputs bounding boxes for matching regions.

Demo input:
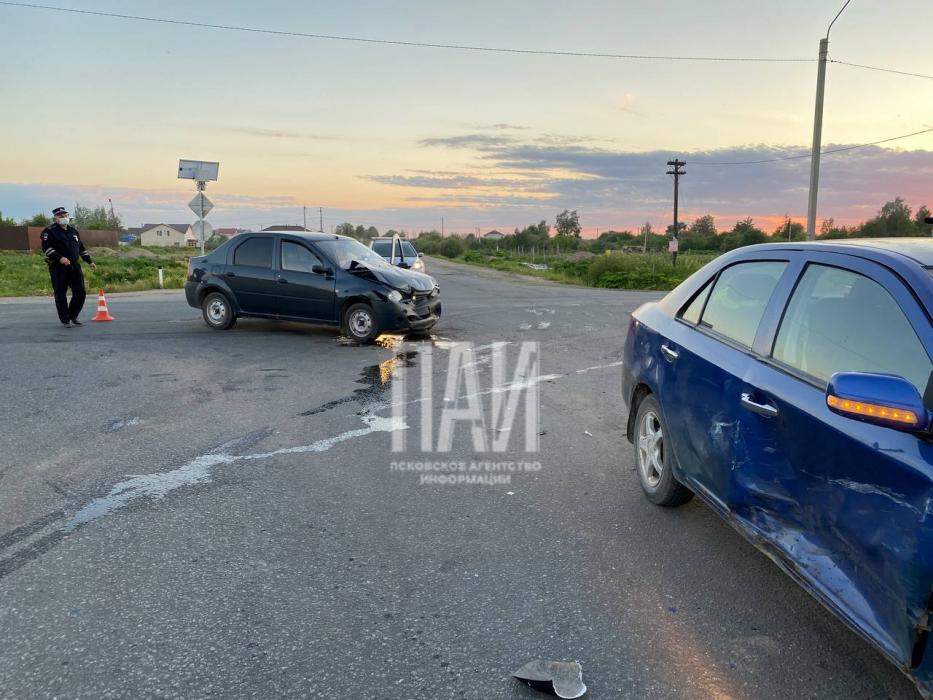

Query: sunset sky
[1,0,931,235]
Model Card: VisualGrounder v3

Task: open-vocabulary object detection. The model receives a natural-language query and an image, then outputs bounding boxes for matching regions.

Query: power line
[830,60,933,81]
[0,1,812,63]
[690,126,933,166]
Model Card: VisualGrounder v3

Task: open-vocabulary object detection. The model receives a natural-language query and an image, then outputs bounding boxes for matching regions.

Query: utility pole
[303,206,307,231]
[319,207,323,232]
[441,216,445,237]
[806,38,829,241]
[666,159,686,238]
[807,0,852,240]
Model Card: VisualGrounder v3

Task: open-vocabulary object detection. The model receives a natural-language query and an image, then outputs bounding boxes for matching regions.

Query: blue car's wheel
[634,395,693,507]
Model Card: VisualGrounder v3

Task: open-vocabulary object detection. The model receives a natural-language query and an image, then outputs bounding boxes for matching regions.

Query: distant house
[483,230,505,241]
[213,227,244,238]
[139,223,196,247]
[262,225,309,232]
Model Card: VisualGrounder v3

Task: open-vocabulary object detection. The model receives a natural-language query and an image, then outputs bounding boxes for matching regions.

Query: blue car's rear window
[698,261,787,348]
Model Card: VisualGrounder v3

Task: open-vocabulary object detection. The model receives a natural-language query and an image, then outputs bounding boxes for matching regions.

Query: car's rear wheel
[202,291,236,330]
[344,302,379,343]
[634,394,693,506]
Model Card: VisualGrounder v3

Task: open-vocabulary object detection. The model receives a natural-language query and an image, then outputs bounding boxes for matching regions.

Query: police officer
[41,207,96,327]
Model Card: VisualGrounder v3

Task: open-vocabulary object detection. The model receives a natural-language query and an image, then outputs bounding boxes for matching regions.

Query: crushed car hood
[360,263,436,293]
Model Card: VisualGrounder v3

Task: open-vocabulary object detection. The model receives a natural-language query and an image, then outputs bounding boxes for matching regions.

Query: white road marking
[66,415,408,530]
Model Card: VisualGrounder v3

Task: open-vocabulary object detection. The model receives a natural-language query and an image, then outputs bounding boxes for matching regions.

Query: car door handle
[741,393,779,418]
[660,344,679,362]
[276,277,288,284]
[225,271,236,278]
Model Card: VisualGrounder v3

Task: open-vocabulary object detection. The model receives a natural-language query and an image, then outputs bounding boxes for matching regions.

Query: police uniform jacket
[41,225,93,267]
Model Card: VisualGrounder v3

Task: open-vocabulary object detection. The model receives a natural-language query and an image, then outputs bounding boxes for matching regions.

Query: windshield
[371,239,417,258]
[317,238,390,270]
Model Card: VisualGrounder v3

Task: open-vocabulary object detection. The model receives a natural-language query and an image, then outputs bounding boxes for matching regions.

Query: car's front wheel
[201,291,236,330]
[634,394,693,506]
[343,302,379,343]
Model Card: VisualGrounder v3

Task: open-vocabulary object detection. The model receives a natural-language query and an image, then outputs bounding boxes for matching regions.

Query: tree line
[411,198,932,258]
[4,196,928,252]
[0,205,123,230]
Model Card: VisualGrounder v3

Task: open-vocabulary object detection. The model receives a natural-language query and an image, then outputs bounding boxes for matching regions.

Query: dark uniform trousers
[40,224,92,324]
[49,263,87,323]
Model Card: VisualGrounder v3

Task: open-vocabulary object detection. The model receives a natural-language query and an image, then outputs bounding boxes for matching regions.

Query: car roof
[244,230,347,242]
[739,238,933,267]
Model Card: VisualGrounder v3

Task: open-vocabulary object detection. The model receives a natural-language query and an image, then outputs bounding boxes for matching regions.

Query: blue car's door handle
[741,393,779,418]
[660,344,679,362]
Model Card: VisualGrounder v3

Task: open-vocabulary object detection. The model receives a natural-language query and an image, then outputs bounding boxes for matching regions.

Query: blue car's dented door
[656,257,793,510]
[729,253,933,673]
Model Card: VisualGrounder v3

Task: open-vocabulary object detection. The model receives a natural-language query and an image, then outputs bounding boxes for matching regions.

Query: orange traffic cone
[92,289,115,322]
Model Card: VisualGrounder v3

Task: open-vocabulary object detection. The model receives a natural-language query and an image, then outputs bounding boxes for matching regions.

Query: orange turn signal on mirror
[826,394,919,425]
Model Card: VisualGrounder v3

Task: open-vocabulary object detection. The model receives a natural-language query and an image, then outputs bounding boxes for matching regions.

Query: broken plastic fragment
[512,660,587,698]
[584,430,593,437]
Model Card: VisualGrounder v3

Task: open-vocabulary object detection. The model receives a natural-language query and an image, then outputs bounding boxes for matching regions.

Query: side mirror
[397,261,411,269]
[311,264,330,275]
[418,252,424,258]
[826,372,929,433]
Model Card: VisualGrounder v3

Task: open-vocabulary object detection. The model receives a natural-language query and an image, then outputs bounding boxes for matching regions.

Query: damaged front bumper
[377,288,442,332]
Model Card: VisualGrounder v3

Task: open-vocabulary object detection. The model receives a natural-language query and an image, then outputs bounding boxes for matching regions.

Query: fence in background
[0,227,118,251]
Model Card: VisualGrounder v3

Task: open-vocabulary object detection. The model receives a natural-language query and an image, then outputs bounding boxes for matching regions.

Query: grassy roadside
[429,250,718,291]
[0,247,191,297]
[1,245,719,297]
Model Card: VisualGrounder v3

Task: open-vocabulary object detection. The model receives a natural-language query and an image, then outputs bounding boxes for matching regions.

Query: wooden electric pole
[666,159,686,237]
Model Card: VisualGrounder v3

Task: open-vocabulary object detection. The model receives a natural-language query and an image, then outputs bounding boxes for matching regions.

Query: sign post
[178,159,220,255]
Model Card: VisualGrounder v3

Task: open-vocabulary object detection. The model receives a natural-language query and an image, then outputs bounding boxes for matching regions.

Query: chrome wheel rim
[349,309,373,337]
[637,410,664,489]
[207,298,227,324]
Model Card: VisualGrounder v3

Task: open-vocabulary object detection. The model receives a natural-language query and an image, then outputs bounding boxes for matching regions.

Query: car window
[372,239,417,259]
[281,241,322,273]
[699,261,787,348]
[773,264,932,393]
[371,239,391,256]
[318,238,390,270]
[233,237,273,268]
[679,280,712,325]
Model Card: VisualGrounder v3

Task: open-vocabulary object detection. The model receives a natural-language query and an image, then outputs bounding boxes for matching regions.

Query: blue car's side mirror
[826,372,930,433]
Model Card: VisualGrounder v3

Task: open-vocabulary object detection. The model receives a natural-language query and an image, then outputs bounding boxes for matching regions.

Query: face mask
[57,217,70,226]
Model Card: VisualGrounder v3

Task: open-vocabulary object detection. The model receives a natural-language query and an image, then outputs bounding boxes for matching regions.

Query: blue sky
[1,0,931,234]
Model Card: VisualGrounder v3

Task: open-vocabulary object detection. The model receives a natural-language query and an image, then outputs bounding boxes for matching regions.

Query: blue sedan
[622,239,933,696]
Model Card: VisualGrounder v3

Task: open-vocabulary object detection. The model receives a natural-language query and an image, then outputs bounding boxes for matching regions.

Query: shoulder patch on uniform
[41,232,48,241]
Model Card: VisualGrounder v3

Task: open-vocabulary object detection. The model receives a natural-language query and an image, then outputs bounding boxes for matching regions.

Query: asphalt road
[0,258,920,699]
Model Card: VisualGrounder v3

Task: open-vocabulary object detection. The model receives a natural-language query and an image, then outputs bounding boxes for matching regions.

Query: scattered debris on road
[512,660,587,698]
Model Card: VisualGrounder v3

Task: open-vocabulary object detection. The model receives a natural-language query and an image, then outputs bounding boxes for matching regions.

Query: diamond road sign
[188,193,214,218]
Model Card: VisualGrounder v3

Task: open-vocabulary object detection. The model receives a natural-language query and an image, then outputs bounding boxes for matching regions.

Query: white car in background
[370,236,426,273]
